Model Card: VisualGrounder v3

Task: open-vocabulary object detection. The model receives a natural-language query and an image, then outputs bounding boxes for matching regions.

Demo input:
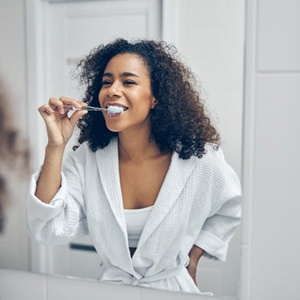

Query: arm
[194,147,242,261]
[26,165,88,245]
[188,245,204,285]
[26,97,88,244]
[35,145,65,203]
[35,97,87,203]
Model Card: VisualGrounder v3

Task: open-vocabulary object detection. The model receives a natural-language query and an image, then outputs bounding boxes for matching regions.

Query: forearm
[189,245,204,267]
[188,245,204,285]
[35,145,65,203]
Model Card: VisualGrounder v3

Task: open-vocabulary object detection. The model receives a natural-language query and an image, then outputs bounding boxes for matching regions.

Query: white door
[41,0,162,279]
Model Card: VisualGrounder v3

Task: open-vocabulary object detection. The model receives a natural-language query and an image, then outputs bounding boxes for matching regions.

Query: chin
[106,125,121,133]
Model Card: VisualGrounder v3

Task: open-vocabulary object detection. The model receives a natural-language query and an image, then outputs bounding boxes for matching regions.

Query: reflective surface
[0,0,245,299]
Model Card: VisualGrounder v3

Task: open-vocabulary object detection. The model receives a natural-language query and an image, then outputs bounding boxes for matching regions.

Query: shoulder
[67,141,90,157]
[63,141,93,167]
[193,144,240,191]
[65,138,118,165]
[194,144,227,174]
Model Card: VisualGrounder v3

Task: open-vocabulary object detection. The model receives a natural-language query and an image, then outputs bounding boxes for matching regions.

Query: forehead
[104,53,149,75]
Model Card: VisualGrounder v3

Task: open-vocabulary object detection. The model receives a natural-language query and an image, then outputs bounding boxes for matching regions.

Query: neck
[118,131,161,162]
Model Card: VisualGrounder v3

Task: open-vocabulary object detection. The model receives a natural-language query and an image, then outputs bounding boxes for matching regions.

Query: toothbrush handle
[63,105,105,111]
[83,106,106,111]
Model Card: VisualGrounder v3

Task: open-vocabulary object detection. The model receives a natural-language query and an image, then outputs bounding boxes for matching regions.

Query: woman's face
[98,53,156,133]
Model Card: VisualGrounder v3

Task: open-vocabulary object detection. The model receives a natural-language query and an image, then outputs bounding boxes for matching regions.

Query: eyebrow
[102,72,140,78]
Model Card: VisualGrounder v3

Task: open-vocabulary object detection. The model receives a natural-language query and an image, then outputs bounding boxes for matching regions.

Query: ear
[151,97,157,109]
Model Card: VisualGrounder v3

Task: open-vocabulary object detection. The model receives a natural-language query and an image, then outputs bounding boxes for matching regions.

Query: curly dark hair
[75,38,220,159]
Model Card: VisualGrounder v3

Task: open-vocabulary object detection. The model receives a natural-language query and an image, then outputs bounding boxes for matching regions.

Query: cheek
[133,92,151,107]
[136,88,153,105]
[98,90,104,104]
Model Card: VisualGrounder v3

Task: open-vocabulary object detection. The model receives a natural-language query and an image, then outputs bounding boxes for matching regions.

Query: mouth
[105,104,128,117]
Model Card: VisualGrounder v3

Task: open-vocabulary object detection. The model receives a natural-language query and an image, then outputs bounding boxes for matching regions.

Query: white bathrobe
[26,139,241,294]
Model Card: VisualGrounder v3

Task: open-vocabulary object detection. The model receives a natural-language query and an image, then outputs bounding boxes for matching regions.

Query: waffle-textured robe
[26,139,241,294]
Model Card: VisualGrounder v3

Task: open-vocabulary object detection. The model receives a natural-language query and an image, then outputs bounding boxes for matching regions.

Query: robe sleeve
[194,154,242,261]
[25,148,88,245]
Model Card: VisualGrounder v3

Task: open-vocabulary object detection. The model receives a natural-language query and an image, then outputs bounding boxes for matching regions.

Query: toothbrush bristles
[107,106,124,114]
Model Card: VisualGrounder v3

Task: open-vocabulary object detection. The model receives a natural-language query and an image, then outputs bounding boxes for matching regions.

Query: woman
[26,39,241,294]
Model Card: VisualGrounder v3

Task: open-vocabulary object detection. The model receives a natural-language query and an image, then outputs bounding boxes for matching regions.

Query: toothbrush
[63,105,125,114]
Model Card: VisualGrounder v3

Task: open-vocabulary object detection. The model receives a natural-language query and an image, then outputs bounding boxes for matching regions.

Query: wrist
[45,144,66,153]
[189,245,204,259]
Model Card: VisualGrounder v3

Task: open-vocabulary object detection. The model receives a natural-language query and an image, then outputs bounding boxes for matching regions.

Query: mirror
[0,0,244,299]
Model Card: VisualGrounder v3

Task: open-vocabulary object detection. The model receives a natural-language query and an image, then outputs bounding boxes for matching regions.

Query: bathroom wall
[241,0,300,299]
[176,0,244,175]
[0,0,30,272]
[175,1,244,297]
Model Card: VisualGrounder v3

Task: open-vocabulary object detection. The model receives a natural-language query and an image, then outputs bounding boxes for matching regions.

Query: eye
[102,80,111,86]
[123,80,136,85]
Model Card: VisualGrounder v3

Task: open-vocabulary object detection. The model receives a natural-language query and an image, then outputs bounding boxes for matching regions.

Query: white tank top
[124,206,153,248]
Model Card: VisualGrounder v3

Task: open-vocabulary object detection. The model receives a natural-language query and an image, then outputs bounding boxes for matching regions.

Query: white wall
[176,0,244,175]
[241,0,300,299]
[0,0,30,272]
[175,1,244,297]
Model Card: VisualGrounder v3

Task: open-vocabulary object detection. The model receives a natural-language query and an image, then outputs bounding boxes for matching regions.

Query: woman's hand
[38,97,87,148]
[188,245,204,286]
[35,97,87,203]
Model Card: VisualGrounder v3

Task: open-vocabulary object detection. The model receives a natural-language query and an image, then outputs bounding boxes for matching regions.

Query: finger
[69,110,87,127]
[47,97,67,114]
[38,103,55,115]
[47,97,79,114]
[43,97,87,116]
[58,96,86,109]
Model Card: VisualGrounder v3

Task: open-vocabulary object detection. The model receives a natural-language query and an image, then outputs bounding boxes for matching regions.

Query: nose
[106,81,121,98]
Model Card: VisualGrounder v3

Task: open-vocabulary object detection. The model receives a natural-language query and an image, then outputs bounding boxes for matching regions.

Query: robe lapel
[96,139,126,234]
[95,138,134,273]
[137,153,198,249]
